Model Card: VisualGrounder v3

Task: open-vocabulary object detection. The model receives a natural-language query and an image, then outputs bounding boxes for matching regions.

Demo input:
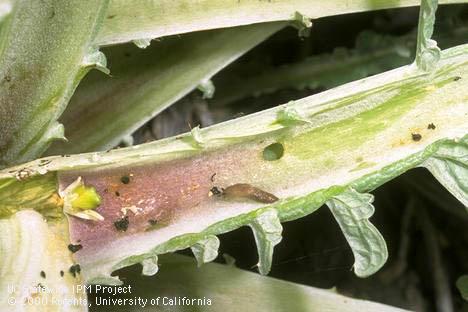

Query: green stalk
[1,42,466,284]
[1,1,468,47]
[0,0,109,168]
[2,0,466,167]
[97,0,468,45]
[0,0,466,293]
[46,23,283,155]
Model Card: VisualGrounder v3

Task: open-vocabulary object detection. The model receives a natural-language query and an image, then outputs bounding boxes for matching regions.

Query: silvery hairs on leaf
[326,188,388,277]
[249,208,283,275]
[423,136,468,210]
[415,0,441,71]
[191,235,220,267]
[141,255,159,276]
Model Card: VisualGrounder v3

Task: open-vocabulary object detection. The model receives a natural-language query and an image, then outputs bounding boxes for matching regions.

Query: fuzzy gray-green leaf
[132,38,152,49]
[249,208,283,275]
[326,188,388,277]
[415,0,441,71]
[198,79,215,99]
[291,11,312,37]
[141,256,159,276]
[190,235,220,267]
[276,103,310,126]
[83,47,110,75]
[423,137,468,209]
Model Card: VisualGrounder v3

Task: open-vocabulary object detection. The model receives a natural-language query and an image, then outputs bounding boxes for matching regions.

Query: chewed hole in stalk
[262,142,284,161]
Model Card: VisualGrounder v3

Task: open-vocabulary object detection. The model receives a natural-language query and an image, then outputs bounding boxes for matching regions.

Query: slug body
[223,183,278,204]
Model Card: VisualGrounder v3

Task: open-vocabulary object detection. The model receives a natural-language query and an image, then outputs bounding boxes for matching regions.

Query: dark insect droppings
[115,191,120,197]
[411,133,422,141]
[60,271,64,277]
[40,271,46,278]
[454,76,461,81]
[427,123,436,130]
[210,187,224,196]
[114,216,129,232]
[68,244,83,253]
[120,176,130,184]
[69,264,81,278]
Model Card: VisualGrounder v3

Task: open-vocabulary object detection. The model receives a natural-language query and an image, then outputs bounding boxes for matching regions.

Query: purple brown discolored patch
[60,146,262,251]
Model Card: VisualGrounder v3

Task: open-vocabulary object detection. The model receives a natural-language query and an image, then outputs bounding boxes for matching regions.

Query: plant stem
[1,42,466,283]
[46,23,282,155]
[0,0,109,167]
[97,0,468,45]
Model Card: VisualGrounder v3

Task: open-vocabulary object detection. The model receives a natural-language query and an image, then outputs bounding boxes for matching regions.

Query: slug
[223,183,279,204]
